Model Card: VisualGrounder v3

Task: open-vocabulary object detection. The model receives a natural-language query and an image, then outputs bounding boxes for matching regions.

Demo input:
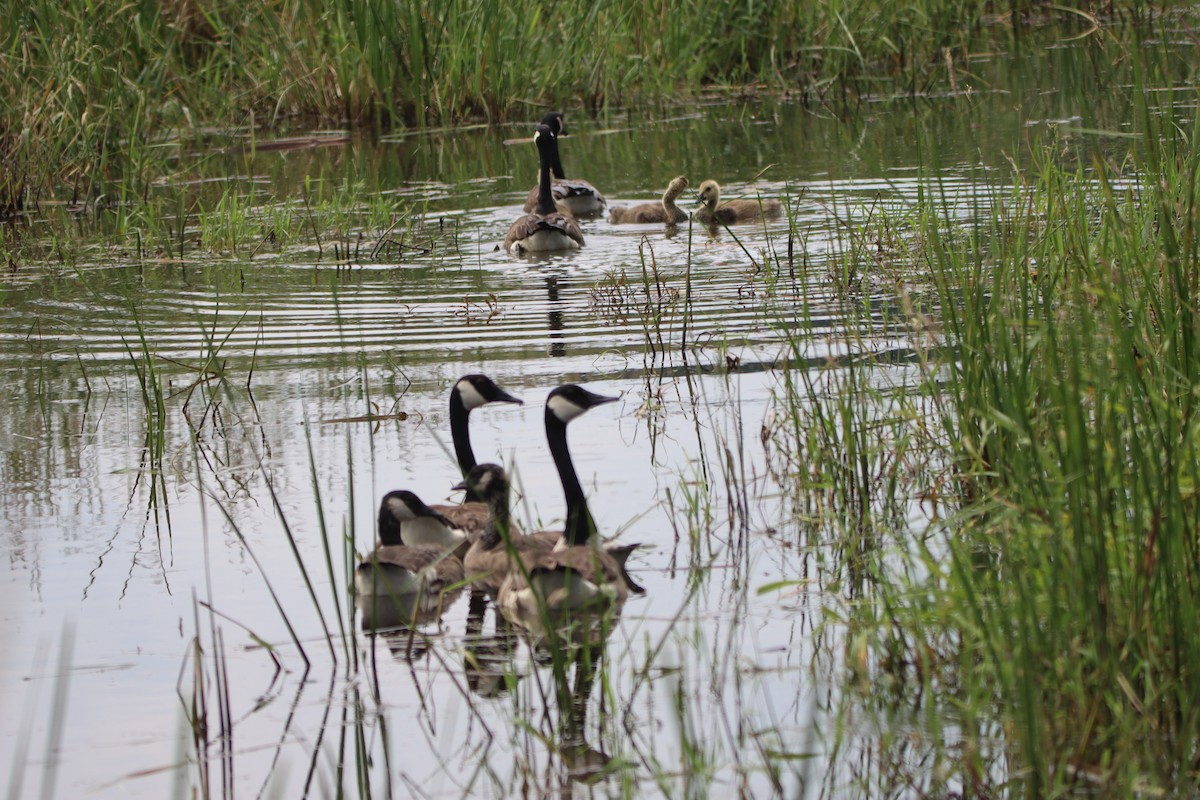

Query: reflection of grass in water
[121,311,172,525]
[5,626,74,799]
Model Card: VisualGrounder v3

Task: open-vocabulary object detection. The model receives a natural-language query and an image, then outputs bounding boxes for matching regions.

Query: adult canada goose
[418,375,522,550]
[522,111,607,217]
[536,384,644,592]
[694,179,783,224]
[356,491,467,626]
[459,385,642,621]
[458,463,559,596]
[608,176,690,224]
[376,488,468,554]
[505,124,586,253]
[448,375,523,499]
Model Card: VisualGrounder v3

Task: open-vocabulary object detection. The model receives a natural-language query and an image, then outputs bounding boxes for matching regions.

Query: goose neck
[535,134,559,216]
[449,390,479,499]
[545,407,596,545]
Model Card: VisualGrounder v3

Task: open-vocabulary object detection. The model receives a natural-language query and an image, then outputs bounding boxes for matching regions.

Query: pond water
[1,29,1197,798]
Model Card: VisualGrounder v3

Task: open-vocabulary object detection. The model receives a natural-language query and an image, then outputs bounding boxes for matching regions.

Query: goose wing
[523,179,604,212]
[504,211,585,251]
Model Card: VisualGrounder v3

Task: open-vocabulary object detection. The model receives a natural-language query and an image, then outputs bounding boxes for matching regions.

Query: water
[1,30,1197,797]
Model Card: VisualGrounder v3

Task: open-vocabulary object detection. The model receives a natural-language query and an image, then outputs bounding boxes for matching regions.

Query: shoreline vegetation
[0,0,1185,207]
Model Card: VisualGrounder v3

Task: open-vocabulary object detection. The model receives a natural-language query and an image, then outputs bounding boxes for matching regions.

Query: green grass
[2,0,1176,207]
[755,51,1200,795]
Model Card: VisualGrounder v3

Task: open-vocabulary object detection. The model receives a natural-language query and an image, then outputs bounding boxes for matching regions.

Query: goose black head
[540,111,567,137]
[378,490,450,545]
[453,462,509,502]
[454,374,523,411]
[545,384,619,425]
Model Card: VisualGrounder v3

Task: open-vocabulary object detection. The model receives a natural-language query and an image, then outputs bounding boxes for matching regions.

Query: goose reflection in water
[547,275,566,359]
[357,585,466,663]
[513,607,625,789]
[462,589,524,697]
[462,583,625,789]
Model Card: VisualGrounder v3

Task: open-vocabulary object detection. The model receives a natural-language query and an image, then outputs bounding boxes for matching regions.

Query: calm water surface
[1,31,1197,797]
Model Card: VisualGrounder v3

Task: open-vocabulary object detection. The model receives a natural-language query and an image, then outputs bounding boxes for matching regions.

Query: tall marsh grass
[1,0,1168,205]
[765,68,1200,795]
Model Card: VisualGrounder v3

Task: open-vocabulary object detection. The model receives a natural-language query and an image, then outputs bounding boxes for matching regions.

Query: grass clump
[763,88,1200,796]
[925,126,1200,793]
[728,29,1200,791]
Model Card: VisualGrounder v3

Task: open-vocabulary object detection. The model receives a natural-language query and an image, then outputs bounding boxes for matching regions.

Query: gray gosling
[694,179,782,224]
[608,176,690,224]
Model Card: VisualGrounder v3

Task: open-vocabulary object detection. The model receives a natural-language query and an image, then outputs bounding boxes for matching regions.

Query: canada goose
[425,375,522,547]
[461,462,630,627]
[535,383,644,593]
[505,124,586,253]
[448,374,523,497]
[608,176,690,224]
[459,385,641,624]
[694,179,783,224]
[377,488,467,553]
[356,491,467,626]
[458,462,642,594]
[521,112,607,217]
[458,463,559,596]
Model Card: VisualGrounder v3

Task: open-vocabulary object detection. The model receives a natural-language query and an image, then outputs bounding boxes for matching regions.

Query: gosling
[608,176,690,224]
[694,179,782,224]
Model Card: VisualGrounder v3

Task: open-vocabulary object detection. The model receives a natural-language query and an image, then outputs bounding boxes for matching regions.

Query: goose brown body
[356,491,467,626]
[460,463,629,618]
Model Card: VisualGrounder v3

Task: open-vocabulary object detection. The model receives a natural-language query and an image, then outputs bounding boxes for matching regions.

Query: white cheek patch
[547,394,586,423]
[386,496,416,521]
[457,380,488,410]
